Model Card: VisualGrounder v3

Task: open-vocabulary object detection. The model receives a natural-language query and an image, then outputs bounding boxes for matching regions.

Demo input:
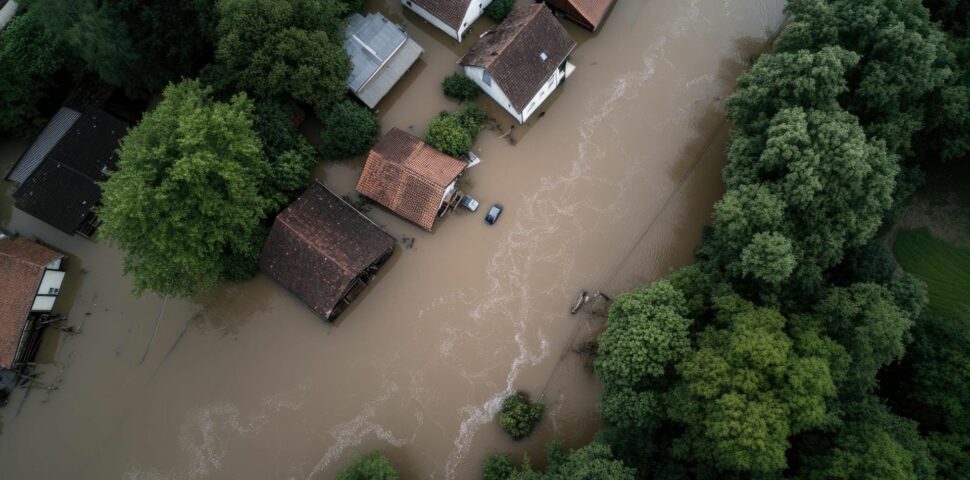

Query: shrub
[425,105,486,157]
[442,73,480,101]
[320,100,380,160]
[485,0,515,23]
[498,392,544,440]
[336,452,399,480]
[482,453,515,480]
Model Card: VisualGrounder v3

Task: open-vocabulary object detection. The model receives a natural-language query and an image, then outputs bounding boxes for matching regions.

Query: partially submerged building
[345,12,424,109]
[260,181,396,322]
[460,4,577,123]
[401,0,494,42]
[0,1,18,32]
[6,108,128,236]
[540,0,617,31]
[0,234,65,372]
[355,128,469,231]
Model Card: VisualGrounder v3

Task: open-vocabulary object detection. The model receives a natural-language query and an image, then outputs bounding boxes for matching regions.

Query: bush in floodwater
[482,453,515,480]
[426,105,486,157]
[485,0,515,22]
[336,451,399,480]
[442,73,481,101]
[319,100,380,160]
[499,392,545,440]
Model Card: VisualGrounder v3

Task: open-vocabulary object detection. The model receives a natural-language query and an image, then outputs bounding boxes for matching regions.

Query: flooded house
[5,108,128,237]
[345,12,425,109]
[0,234,65,373]
[460,4,577,124]
[355,128,470,231]
[0,0,18,32]
[540,0,617,31]
[259,181,396,322]
[400,0,493,42]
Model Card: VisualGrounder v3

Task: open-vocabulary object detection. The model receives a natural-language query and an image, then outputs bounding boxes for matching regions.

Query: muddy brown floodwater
[0,1,786,478]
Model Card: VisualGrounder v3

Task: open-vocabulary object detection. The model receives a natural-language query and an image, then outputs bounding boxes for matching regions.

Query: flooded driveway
[0,1,786,478]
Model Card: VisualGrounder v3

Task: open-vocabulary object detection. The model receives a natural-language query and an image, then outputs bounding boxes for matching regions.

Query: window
[482,70,492,86]
[48,287,60,295]
[540,52,548,61]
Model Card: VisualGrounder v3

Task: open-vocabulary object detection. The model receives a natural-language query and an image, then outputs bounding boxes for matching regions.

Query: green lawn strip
[894,228,970,317]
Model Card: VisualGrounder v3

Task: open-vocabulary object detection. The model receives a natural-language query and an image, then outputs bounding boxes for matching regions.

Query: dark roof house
[0,234,65,371]
[356,128,468,231]
[460,4,577,123]
[260,181,396,321]
[7,110,128,236]
[345,12,424,109]
[540,0,617,31]
[401,0,494,42]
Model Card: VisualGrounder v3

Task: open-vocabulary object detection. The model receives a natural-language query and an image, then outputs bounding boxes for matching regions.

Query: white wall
[520,61,570,122]
[37,270,65,296]
[402,0,460,41]
[456,0,494,41]
[463,65,524,123]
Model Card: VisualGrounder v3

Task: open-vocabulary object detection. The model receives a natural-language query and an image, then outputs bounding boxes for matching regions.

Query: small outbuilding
[401,0,494,42]
[260,181,396,322]
[0,234,65,372]
[355,128,469,231]
[460,4,577,124]
[6,108,128,236]
[345,12,424,109]
[539,0,617,31]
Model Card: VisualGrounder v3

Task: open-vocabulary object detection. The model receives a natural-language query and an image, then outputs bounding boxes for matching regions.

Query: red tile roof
[0,236,62,369]
[543,0,617,31]
[259,182,396,320]
[410,0,473,30]
[356,128,467,231]
[460,4,576,113]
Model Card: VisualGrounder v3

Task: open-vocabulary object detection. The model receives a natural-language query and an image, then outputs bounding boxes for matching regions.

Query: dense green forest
[487,0,970,478]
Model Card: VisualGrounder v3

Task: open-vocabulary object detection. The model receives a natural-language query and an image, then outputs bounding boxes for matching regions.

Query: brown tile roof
[259,182,395,320]
[0,236,62,369]
[410,0,472,30]
[460,4,576,113]
[543,0,617,31]
[355,128,467,231]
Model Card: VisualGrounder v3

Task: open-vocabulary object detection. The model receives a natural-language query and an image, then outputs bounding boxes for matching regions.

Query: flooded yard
[0,1,786,478]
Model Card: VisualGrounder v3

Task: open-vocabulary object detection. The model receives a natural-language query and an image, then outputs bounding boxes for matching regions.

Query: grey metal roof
[0,1,18,32]
[344,12,422,102]
[6,107,81,184]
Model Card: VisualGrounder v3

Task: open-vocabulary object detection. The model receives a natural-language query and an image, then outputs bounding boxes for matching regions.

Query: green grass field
[894,228,970,318]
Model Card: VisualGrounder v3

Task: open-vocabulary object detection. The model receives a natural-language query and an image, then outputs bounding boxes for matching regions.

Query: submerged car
[485,204,503,225]
[460,194,480,212]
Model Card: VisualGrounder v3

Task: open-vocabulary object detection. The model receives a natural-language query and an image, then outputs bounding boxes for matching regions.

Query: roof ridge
[275,214,354,278]
[478,4,545,67]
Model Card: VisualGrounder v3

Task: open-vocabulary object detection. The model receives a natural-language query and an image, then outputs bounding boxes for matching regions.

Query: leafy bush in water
[482,454,515,480]
[426,105,486,157]
[485,0,515,22]
[442,73,480,101]
[336,452,399,480]
[320,100,380,160]
[499,392,544,440]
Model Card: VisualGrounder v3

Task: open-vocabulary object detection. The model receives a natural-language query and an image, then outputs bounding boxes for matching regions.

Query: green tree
[740,231,797,284]
[483,454,516,480]
[486,443,634,480]
[336,452,399,480]
[0,11,70,137]
[442,73,481,101]
[213,0,349,111]
[666,296,838,474]
[485,0,515,22]
[425,105,486,157]
[319,100,380,159]
[251,99,318,207]
[98,80,272,297]
[499,392,544,440]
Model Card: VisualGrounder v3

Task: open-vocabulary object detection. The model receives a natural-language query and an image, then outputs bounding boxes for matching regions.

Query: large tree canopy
[98,80,273,297]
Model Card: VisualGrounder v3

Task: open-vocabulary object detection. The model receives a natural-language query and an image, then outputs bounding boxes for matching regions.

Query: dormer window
[540,52,548,61]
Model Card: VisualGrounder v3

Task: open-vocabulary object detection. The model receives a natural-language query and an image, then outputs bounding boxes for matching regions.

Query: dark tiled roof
[12,110,128,234]
[543,0,617,31]
[460,4,576,112]
[260,182,395,320]
[0,236,62,369]
[356,128,466,231]
[410,0,472,30]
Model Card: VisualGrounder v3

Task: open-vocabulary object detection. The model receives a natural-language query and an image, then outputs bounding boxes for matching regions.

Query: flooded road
[0,1,786,478]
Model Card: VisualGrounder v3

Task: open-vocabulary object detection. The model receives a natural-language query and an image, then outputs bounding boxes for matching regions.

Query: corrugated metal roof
[345,13,410,92]
[354,37,424,108]
[6,107,81,184]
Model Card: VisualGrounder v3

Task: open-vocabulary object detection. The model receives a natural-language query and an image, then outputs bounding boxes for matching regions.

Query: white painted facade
[464,59,574,123]
[0,1,18,32]
[401,0,493,42]
[30,258,65,313]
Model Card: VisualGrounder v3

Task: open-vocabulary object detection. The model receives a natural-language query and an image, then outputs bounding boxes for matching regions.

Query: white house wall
[37,269,65,296]
[457,0,494,41]
[463,66,524,123]
[31,295,56,312]
[402,1,460,40]
[520,63,569,122]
